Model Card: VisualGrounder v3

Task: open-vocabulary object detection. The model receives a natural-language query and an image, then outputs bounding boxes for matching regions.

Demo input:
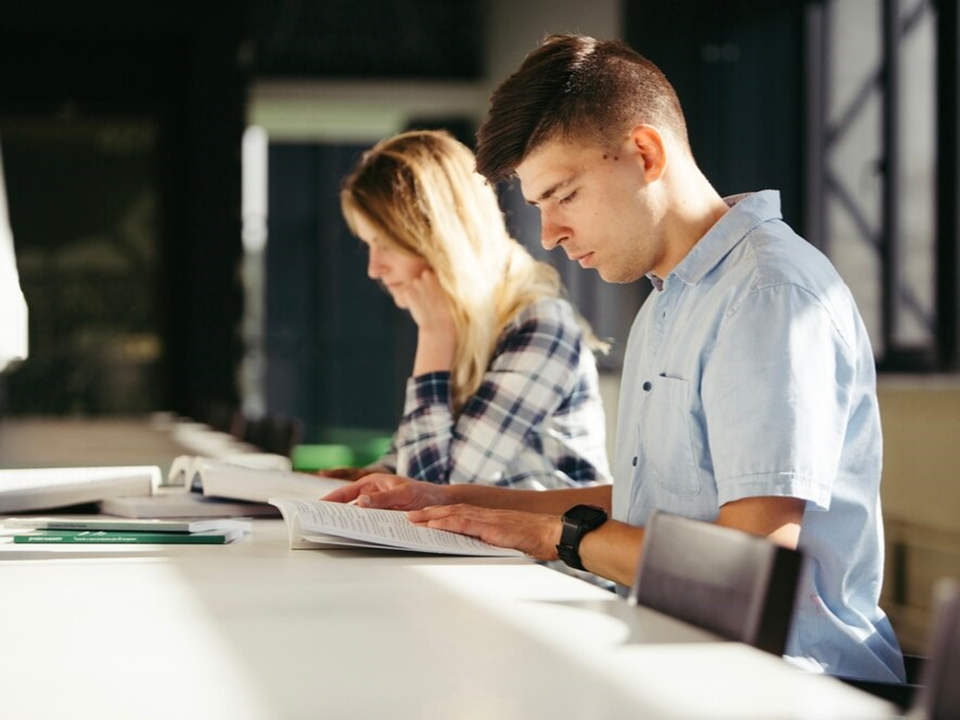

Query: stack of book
[2,517,251,544]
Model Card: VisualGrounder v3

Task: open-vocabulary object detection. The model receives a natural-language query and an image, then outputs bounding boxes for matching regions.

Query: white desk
[0,519,897,720]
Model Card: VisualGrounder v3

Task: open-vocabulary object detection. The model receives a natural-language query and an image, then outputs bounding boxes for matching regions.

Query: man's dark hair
[475,34,689,184]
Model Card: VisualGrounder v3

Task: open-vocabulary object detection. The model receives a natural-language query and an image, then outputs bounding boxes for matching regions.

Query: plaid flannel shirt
[376,298,611,489]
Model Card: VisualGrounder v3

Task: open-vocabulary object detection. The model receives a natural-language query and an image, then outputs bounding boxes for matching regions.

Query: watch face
[566,505,607,525]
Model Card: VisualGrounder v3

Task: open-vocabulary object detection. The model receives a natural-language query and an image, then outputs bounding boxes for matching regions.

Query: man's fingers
[408,505,501,537]
[356,485,415,510]
[321,483,363,502]
[408,504,489,523]
[417,512,499,541]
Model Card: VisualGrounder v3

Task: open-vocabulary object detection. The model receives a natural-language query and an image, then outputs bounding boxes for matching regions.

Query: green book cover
[12,528,243,544]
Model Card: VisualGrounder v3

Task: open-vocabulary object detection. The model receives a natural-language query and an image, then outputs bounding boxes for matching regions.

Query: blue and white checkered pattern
[377,298,611,489]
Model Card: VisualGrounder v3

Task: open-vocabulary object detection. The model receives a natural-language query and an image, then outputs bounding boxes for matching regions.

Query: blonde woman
[329,129,610,490]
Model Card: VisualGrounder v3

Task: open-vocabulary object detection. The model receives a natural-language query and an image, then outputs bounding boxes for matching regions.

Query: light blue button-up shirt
[613,190,904,682]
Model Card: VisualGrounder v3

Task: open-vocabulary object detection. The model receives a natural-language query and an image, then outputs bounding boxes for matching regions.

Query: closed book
[0,466,160,513]
[4,516,252,534]
[12,528,245,544]
[99,492,280,519]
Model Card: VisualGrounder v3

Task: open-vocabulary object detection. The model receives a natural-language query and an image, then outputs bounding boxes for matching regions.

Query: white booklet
[0,466,161,514]
[270,497,525,557]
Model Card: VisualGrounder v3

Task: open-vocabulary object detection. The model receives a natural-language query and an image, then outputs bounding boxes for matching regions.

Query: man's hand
[408,504,563,561]
[320,473,454,511]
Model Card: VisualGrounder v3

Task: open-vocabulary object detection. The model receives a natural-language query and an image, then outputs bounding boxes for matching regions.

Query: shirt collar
[663,190,783,289]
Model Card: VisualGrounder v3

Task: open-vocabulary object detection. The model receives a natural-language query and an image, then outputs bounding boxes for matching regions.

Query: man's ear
[628,124,667,182]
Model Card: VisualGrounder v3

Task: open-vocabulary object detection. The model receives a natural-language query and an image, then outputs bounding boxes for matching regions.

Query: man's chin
[595,266,619,283]
[597,267,640,285]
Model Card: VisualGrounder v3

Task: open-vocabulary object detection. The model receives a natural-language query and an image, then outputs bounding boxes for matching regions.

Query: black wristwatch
[556,504,608,571]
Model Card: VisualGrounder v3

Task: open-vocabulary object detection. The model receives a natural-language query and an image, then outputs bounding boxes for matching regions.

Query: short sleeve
[702,282,856,510]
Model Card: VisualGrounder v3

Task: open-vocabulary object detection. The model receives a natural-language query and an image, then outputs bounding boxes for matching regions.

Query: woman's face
[352,213,429,310]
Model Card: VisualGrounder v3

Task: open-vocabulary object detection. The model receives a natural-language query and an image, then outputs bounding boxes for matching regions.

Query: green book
[12,528,244,544]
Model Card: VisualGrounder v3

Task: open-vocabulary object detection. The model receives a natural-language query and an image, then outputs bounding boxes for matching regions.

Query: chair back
[912,578,960,720]
[628,511,803,655]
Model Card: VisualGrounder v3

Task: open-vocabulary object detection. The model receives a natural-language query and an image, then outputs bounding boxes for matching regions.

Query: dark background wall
[627,0,807,232]
[0,0,246,420]
[264,142,417,434]
[0,0,492,440]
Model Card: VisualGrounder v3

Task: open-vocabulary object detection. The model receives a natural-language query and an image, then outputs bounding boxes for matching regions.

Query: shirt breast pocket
[638,375,702,497]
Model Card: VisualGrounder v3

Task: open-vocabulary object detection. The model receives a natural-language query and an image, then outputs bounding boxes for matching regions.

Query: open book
[97,457,345,519]
[270,497,525,557]
[0,466,161,514]
[175,456,348,503]
[166,453,292,487]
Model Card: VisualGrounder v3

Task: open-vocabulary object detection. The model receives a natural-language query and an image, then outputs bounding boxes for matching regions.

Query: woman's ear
[628,124,668,183]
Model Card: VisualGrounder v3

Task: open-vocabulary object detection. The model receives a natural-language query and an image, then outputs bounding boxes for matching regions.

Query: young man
[325,34,904,683]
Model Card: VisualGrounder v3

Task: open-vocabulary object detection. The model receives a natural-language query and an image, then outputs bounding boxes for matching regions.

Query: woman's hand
[321,472,455,511]
[398,270,457,375]
[400,269,455,334]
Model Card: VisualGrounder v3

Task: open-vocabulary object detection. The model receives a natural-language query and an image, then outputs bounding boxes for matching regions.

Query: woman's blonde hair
[340,129,566,414]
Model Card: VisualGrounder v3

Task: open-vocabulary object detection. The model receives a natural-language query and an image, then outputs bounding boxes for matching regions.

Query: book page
[270,498,524,557]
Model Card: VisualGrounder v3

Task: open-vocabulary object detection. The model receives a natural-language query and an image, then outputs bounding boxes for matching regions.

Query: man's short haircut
[475,34,689,184]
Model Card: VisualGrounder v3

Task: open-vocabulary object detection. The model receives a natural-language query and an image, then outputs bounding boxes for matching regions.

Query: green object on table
[353,435,392,467]
[290,443,354,472]
[291,429,393,472]
[13,529,242,544]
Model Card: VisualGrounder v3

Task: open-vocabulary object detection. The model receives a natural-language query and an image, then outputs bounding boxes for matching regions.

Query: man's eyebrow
[526,176,576,207]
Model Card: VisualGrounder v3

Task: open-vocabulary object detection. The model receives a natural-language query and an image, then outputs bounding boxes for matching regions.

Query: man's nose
[540,212,569,251]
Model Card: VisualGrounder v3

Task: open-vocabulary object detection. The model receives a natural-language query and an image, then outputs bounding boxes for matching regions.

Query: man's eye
[558,190,578,206]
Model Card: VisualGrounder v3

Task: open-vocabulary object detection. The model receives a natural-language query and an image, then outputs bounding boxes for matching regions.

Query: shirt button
[632,456,638,467]
[642,381,652,391]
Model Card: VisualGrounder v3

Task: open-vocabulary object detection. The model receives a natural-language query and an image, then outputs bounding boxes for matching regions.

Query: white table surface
[0,518,898,720]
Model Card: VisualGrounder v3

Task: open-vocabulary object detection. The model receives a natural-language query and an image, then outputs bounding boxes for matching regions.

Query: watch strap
[556,505,607,571]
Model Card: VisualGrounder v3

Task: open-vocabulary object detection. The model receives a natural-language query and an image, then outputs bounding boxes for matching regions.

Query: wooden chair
[628,511,803,656]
